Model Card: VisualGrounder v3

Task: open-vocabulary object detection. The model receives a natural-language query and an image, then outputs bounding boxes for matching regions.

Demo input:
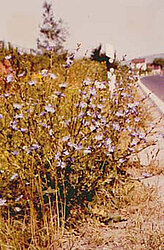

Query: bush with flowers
[0,53,152,247]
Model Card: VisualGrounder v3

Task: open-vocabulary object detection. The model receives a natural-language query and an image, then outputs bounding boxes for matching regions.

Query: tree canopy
[90,44,118,70]
[153,58,164,69]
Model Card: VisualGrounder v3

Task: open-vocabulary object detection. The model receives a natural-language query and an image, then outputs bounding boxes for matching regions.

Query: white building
[131,58,147,71]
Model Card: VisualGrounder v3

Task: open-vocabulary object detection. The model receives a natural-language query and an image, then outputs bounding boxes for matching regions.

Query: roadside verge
[138,77,164,202]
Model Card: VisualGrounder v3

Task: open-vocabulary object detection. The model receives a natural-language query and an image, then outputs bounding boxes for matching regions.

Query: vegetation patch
[0,46,162,249]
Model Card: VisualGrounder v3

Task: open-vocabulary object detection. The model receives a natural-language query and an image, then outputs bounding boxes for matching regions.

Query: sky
[0,0,163,60]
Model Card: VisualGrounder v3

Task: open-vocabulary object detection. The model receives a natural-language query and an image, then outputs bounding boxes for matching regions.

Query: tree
[153,58,164,69]
[90,44,104,62]
[37,1,67,54]
[90,44,118,70]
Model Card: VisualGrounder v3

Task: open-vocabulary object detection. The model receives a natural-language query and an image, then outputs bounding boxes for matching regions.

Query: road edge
[139,77,164,114]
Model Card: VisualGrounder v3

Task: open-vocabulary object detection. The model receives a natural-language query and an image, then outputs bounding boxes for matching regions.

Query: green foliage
[153,58,164,69]
[0,45,67,78]
[90,44,118,70]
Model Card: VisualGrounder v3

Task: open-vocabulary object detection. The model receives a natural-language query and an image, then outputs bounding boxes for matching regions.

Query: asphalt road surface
[141,75,164,102]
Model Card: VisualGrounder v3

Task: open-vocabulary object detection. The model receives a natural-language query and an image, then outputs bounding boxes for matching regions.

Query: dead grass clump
[59,181,164,250]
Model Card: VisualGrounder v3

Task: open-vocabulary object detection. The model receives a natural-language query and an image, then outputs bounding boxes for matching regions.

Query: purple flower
[95,81,106,89]
[23,147,31,154]
[131,139,138,146]
[13,103,22,109]
[113,123,120,131]
[14,113,23,119]
[90,125,96,132]
[60,162,66,168]
[89,88,97,96]
[138,133,145,140]
[41,69,48,77]
[55,152,61,161]
[134,117,140,122]
[93,121,100,128]
[142,172,152,178]
[57,160,66,168]
[40,111,46,116]
[10,120,18,131]
[10,173,18,181]
[82,79,91,86]
[6,74,13,83]
[65,119,71,125]
[106,138,112,145]
[74,144,83,151]
[14,207,21,212]
[79,102,87,108]
[89,103,96,109]
[15,195,23,202]
[49,73,57,79]
[63,150,69,156]
[97,114,102,119]
[128,102,139,109]
[5,55,11,60]
[59,82,67,88]
[118,88,124,91]
[31,144,40,150]
[95,134,103,141]
[0,199,6,206]
[20,128,27,132]
[12,151,19,156]
[62,136,70,142]
[105,146,114,155]
[40,123,48,128]
[119,158,125,164]
[83,148,91,154]
[67,141,76,148]
[78,111,85,118]
[64,54,74,68]
[115,111,124,117]
[121,93,127,97]
[109,146,115,153]
[128,147,135,152]
[86,110,92,116]
[55,91,65,98]
[127,126,132,132]
[18,72,25,77]
[97,104,104,110]
[49,129,53,136]
[0,114,3,119]
[28,80,36,86]
[45,104,55,113]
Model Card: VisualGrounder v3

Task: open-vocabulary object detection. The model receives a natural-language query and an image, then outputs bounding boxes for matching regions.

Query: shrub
[0,55,151,247]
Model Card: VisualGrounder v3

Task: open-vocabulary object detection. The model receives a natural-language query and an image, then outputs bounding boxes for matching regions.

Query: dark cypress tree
[90,44,118,70]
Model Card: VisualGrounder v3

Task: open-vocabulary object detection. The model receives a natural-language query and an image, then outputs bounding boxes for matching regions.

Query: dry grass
[57,181,164,250]
[1,177,163,250]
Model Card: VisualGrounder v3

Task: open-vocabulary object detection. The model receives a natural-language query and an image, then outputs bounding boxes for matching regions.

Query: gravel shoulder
[138,79,164,202]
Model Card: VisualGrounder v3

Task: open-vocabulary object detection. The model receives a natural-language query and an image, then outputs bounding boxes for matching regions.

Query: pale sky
[0,0,163,59]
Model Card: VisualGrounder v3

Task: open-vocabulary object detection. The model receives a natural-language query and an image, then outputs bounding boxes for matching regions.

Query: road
[141,75,164,102]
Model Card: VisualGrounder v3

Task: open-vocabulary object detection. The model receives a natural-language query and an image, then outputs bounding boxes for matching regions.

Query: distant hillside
[144,53,164,63]
[122,53,164,66]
